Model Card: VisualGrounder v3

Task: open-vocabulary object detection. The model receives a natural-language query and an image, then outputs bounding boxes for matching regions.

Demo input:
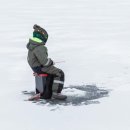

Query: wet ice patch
[22,85,109,107]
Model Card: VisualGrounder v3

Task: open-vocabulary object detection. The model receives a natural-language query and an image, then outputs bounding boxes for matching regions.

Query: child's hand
[33,73,38,76]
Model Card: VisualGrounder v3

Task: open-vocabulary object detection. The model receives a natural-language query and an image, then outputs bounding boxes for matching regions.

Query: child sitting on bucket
[26,24,67,100]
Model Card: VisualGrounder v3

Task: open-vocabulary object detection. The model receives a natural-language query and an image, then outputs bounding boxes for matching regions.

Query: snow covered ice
[0,0,130,130]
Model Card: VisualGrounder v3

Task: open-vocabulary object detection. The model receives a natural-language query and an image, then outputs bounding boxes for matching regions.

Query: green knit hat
[33,24,48,43]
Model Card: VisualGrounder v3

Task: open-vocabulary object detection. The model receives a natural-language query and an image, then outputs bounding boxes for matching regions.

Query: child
[26,24,67,100]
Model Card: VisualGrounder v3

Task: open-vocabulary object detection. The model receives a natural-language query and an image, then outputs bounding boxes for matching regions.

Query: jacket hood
[26,37,45,51]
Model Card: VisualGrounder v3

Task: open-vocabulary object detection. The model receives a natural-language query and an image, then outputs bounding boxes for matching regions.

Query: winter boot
[52,92,67,100]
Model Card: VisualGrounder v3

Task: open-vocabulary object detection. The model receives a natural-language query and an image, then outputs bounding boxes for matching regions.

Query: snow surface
[0,0,130,130]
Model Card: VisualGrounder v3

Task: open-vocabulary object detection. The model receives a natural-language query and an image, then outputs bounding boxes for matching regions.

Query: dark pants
[41,66,65,93]
[32,65,65,93]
